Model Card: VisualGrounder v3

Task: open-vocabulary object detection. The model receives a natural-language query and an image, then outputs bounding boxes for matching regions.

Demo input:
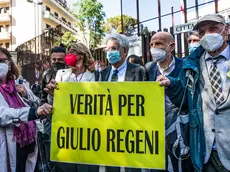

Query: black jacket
[41,68,57,104]
[101,62,146,81]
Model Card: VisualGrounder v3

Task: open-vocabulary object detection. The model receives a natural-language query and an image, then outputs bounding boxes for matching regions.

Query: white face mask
[200,26,225,52]
[150,44,170,63]
[0,63,8,78]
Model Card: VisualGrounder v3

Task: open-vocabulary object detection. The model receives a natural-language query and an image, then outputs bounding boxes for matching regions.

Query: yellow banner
[51,82,165,170]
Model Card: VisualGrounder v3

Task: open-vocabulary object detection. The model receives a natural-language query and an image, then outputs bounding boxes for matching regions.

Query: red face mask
[64,54,81,67]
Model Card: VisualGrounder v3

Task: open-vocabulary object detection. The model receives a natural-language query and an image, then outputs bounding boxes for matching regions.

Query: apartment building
[0,0,79,51]
[0,0,11,50]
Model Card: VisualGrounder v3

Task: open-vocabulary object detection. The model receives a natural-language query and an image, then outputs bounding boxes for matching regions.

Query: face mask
[150,44,170,63]
[200,26,225,52]
[188,43,200,54]
[53,62,65,72]
[65,54,82,67]
[0,63,8,78]
[106,50,121,64]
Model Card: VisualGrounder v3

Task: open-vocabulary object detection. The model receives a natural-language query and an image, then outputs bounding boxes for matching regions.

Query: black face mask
[52,62,65,72]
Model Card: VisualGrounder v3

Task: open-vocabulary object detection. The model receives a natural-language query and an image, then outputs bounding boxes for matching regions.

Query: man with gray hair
[158,13,230,171]
[101,33,145,82]
[100,34,146,172]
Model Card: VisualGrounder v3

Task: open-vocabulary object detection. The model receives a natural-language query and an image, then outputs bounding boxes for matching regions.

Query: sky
[68,0,230,31]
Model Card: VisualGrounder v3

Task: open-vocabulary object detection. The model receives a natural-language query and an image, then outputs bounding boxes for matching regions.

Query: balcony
[0,32,10,41]
[0,0,10,5]
[43,0,76,21]
[43,11,77,34]
[0,13,10,23]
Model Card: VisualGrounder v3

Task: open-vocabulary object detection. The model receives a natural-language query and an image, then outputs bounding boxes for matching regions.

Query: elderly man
[101,33,146,172]
[101,33,145,82]
[158,14,230,171]
[147,32,193,172]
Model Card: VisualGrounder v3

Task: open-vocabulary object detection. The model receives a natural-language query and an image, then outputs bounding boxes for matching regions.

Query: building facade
[0,0,79,51]
[0,0,11,50]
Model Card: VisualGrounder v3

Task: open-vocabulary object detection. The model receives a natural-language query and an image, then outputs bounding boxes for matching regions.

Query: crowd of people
[0,13,230,172]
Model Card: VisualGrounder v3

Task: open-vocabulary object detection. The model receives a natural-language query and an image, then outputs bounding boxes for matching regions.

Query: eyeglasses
[0,58,9,64]
[104,46,120,52]
[51,58,64,62]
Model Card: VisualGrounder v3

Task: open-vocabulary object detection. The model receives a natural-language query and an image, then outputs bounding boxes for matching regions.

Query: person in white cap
[157,13,230,172]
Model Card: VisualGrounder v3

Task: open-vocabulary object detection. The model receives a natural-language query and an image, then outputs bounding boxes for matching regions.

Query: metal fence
[16,25,63,84]
[93,27,184,65]
[93,0,227,65]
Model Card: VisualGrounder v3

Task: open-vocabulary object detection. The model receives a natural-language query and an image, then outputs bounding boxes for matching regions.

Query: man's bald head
[151,32,174,44]
[149,32,176,62]
[150,32,175,50]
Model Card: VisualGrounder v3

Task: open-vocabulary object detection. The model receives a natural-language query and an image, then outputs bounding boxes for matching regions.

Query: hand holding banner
[51,82,165,170]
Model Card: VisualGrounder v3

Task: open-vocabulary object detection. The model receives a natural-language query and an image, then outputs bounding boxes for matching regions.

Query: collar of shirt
[205,45,230,62]
[112,60,127,75]
[157,56,175,76]
[69,69,94,82]
[204,45,230,90]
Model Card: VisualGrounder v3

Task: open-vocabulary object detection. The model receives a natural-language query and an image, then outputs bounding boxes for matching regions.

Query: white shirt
[69,70,95,82]
[157,56,175,76]
[108,60,127,82]
[205,45,230,89]
[157,56,176,112]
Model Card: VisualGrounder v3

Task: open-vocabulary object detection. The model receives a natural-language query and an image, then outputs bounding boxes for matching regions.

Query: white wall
[11,0,43,50]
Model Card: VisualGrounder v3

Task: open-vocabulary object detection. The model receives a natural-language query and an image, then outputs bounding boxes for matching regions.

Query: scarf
[0,79,36,147]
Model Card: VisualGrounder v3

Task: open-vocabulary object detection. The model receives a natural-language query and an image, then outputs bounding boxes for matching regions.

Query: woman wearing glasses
[0,47,52,172]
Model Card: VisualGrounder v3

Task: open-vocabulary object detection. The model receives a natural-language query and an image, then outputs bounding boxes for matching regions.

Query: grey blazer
[199,52,230,170]
[100,62,146,81]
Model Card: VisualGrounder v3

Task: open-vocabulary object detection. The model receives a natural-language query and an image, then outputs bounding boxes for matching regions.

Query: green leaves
[55,31,76,48]
[74,0,106,49]
[105,15,137,36]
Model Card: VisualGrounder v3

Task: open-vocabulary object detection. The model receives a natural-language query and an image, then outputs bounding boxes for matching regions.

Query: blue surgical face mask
[106,50,121,64]
[188,42,200,54]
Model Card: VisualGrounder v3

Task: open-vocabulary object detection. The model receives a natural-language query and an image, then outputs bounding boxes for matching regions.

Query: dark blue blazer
[147,57,184,81]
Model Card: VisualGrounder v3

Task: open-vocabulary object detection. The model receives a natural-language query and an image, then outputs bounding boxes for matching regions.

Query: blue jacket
[166,45,215,171]
[148,56,184,81]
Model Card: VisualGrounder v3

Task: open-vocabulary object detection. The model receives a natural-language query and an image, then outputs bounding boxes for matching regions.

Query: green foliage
[55,31,76,48]
[74,0,106,49]
[105,15,137,36]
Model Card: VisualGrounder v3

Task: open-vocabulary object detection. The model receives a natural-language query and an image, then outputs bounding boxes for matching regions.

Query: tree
[74,0,106,50]
[55,31,76,48]
[105,15,137,36]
